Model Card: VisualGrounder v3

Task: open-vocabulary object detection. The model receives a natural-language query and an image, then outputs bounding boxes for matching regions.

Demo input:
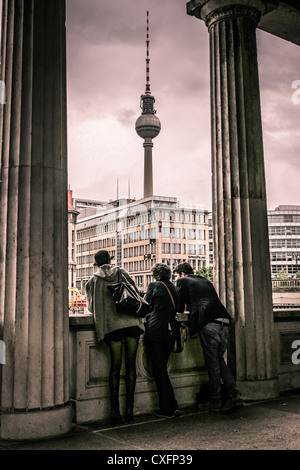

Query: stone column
[187,0,279,399]
[0,0,72,439]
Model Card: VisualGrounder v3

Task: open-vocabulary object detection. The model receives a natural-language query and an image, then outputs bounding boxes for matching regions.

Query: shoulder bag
[159,281,187,353]
[107,268,149,317]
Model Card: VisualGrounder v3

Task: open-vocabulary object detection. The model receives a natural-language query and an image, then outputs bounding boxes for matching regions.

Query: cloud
[66,1,300,211]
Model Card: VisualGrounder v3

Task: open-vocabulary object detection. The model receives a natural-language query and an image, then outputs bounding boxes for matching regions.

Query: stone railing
[272,280,300,290]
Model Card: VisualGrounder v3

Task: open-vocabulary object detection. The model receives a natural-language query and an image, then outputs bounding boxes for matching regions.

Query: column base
[236,377,280,401]
[0,404,73,441]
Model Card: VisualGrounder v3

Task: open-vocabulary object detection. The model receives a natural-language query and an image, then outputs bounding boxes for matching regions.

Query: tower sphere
[135,112,161,140]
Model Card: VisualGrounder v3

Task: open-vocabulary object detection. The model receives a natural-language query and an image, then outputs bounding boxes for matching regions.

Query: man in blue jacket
[173,262,243,412]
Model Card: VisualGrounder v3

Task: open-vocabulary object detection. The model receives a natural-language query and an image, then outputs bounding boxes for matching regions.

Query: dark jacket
[145,280,178,336]
[176,274,231,335]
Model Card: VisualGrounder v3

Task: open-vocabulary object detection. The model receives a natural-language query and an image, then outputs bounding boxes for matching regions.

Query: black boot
[110,414,125,426]
[110,397,124,426]
[125,400,134,423]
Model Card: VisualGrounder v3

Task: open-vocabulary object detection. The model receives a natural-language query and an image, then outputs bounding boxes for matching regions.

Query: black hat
[93,250,115,267]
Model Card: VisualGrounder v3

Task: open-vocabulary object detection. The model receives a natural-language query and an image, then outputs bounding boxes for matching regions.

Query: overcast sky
[66,0,299,210]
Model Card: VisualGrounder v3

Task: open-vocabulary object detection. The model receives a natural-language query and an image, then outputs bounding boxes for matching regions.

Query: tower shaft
[143,139,153,198]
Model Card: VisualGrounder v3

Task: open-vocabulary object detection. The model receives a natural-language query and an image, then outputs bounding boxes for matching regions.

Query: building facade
[268,205,300,278]
[74,195,210,293]
[68,190,80,290]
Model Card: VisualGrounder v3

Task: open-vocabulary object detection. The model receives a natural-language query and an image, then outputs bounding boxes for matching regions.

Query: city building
[68,189,80,289]
[74,195,209,293]
[268,205,300,278]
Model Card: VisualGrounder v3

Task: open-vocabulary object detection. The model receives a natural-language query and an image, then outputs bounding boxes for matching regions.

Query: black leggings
[107,335,140,414]
[145,333,178,415]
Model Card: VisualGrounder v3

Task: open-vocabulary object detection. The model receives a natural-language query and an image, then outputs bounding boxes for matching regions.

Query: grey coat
[85,265,145,343]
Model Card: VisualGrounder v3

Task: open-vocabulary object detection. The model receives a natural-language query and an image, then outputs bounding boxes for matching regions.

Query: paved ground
[1,390,299,457]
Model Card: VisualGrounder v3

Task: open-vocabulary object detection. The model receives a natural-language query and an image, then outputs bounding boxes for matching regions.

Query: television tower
[135,11,161,198]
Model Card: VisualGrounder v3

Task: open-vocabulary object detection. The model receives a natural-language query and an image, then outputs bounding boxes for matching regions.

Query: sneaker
[154,409,175,419]
[220,396,244,413]
[197,402,221,412]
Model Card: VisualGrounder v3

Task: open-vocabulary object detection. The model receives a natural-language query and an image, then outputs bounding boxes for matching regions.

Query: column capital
[187,0,278,27]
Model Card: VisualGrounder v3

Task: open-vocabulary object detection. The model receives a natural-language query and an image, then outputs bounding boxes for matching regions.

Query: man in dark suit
[173,262,243,412]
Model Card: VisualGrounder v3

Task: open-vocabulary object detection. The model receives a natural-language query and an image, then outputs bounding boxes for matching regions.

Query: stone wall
[69,314,208,424]
[274,309,300,391]
[69,309,300,424]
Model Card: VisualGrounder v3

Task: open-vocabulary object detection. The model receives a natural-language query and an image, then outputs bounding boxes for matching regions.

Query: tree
[195,266,213,281]
[277,268,288,280]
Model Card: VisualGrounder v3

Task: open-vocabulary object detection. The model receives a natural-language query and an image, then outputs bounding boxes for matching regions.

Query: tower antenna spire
[145,10,151,95]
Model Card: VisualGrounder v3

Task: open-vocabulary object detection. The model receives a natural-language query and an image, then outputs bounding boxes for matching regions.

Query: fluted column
[0,0,72,439]
[187,0,279,399]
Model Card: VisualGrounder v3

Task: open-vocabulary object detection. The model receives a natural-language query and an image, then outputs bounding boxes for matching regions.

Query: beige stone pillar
[0,0,72,439]
[187,0,279,399]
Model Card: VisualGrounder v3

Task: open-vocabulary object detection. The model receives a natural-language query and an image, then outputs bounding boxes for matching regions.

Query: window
[135,275,143,288]
[197,214,205,223]
[172,243,181,254]
[162,227,170,238]
[197,230,205,240]
[187,229,196,240]
[173,228,181,238]
[162,243,170,254]
[146,274,154,286]
[187,244,196,255]
[198,245,206,255]
[151,228,157,239]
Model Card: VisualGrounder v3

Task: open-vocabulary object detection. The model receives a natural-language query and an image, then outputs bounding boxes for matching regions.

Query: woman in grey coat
[86,250,144,425]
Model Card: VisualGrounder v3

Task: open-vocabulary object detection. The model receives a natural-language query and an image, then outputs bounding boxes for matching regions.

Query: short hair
[151,263,171,281]
[173,262,194,276]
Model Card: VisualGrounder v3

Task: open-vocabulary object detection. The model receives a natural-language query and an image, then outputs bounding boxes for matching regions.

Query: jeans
[200,322,240,406]
[144,332,178,415]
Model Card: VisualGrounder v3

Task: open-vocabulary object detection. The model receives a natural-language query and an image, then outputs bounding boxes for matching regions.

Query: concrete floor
[1,390,300,455]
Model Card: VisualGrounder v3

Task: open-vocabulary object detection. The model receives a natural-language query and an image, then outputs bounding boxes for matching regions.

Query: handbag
[107,268,149,317]
[159,281,187,353]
